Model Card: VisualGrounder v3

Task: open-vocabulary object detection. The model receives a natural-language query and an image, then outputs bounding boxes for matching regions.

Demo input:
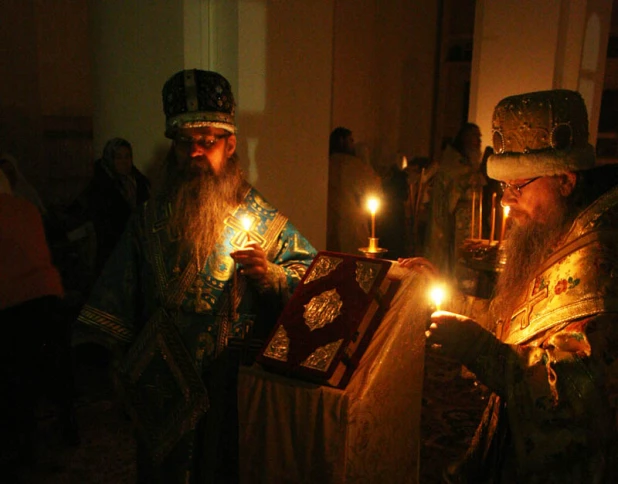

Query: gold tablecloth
[238,270,426,483]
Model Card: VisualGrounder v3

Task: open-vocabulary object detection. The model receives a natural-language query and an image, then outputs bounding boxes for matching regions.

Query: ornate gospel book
[256,251,399,388]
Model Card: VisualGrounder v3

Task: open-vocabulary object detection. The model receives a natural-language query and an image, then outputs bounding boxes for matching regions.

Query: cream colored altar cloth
[238,269,427,483]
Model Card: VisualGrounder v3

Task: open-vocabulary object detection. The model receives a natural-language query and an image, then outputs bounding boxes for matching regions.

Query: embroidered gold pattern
[113,309,209,464]
[77,306,134,342]
[263,326,290,361]
[301,339,344,371]
[503,187,618,346]
[355,261,382,294]
[303,289,342,331]
[304,256,343,284]
[186,278,214,313]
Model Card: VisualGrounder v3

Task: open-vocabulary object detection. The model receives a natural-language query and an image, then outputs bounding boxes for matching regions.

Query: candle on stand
[367,197,379,238]
[470,190,476,238]
[499,205,510,244]
[489,193,497,243]
[477,188,483,240]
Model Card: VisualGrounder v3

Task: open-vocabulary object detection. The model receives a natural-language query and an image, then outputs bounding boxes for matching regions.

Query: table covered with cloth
[238,269,426,483]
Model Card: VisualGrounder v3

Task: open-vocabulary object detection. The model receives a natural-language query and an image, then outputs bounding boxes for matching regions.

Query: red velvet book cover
[257,251,398,388]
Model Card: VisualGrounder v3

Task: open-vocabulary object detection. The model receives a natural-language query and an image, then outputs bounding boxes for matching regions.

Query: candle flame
[241,215,252,231]
[367,197,379,215]
[504,206,510,217]
[429,285,446,310]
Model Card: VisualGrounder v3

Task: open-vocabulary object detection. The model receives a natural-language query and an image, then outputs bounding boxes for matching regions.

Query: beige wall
[332,0,439,169]
[90,0,184,175]
[36,0,92,117]
[469,0,613,153]
[236,1,333,250]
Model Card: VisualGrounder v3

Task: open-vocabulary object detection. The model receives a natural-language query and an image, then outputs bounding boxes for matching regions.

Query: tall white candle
[489,193,497,243]
[470,190,476,239]
[477,189,483,240]
[367,197,379,238]
[499,206,510,244]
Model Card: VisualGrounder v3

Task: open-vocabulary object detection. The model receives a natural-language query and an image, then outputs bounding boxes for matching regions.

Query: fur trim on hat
[487,144,596,181]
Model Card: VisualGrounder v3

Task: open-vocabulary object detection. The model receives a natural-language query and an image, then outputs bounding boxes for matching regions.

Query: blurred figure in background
[327,127,382,254]
[379,154,410,259]
[424,123,486,285]
[74,138,150,277]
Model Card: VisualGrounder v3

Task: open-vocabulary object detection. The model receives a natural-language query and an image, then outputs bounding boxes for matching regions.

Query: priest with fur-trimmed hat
[399,89,618,482]
[74,69,317,483]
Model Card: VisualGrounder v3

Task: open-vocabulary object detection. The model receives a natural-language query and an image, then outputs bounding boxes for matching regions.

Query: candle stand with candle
[359,196,388,258]
[458,191,507,298]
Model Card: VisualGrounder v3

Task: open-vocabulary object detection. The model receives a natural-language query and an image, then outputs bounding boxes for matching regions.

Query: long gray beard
[163,152,244,265]
[490,200,570,325]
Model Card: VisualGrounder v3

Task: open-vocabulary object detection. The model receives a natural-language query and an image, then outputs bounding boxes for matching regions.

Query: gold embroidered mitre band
[503,185,618,345]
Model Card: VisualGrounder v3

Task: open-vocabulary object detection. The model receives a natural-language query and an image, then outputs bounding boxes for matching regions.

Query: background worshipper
[73,69,317,483]
[424,122,487,287]
[327,126,382,254]
[399,89,618,483]
[379,155,411,259]
[0,165,65,479]
[70,137,150,278]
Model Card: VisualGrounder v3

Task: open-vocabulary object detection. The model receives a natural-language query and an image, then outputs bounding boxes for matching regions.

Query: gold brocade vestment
[448,184,618,484]
[501,184,618,345]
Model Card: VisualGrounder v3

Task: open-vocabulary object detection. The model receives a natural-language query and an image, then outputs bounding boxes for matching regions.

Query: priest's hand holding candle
[426,310,492,360]
[230,239,269,287]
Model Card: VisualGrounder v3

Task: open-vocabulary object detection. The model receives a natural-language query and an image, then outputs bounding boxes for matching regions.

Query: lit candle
[470,190,476,239]
[241,215,252,244]
[477,189,483,240]
[367,197,379,238]
[429,284,447,312]
[499,206,510,244]
[489,193,496,243]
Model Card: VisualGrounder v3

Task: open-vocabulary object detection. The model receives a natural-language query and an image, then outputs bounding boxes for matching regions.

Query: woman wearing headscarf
[83,138,150,275]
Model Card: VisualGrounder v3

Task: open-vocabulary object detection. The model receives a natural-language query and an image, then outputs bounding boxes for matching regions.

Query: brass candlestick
[359,237,388,259]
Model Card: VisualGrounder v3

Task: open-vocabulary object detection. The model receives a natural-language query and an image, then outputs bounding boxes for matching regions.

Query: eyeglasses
[499,177,541,196]
[175,133,230,150]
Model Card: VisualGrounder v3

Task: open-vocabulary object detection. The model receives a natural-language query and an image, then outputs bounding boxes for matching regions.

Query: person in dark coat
[85,138,150,275]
